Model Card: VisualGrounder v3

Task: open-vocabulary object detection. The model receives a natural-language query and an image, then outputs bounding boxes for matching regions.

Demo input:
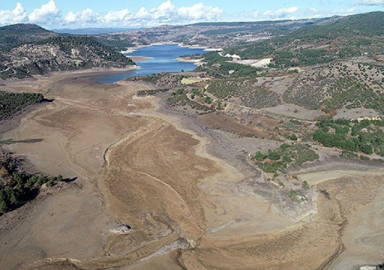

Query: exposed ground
[0,71,383,270]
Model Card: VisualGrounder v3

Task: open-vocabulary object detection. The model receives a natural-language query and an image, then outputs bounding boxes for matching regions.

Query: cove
[93,44,206,84]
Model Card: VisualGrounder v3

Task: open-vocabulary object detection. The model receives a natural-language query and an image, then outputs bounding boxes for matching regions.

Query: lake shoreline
[121,42,222,54]
[175,57,203,66]
[98,44,206,83]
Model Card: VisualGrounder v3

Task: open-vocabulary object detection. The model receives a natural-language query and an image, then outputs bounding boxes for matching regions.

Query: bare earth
[0,72,383,270]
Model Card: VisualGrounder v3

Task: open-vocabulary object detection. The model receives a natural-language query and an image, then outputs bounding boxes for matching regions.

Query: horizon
[2,10,382,33]
[1,0,384,29]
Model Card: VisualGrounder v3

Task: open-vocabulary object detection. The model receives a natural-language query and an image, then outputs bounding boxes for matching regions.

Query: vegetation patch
[254,143,319,174]
[224,12,384,68]
[283,62,384,112]
[136,89,169,97]
[195,52,262,78]
[288,189,308,203]
[0,91,44,120]
[0,24,56,50]
[167,89,214,112]
[313,117,384,156]
[206,79,280,108]
[129,73,184,89]
[0,151,68,214]
[1,35,135,79]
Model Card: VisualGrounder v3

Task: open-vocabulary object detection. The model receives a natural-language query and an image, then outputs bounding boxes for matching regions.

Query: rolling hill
[95,17,335,51]
[0,24,57,50]
[0,25,135,79]
[222,11,384,66]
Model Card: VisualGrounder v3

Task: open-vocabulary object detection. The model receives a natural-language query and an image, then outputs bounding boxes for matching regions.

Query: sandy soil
[181,77,209,85]
[129,56,152,61]
[0,72,383,270]
[176,57,203,66]
[235,58,272,68]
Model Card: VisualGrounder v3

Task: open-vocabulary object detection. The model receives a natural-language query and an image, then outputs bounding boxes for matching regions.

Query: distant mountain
[0,34,135,80]
[293,11,384,38]
[95,17,333,51]
[53,28,142,35]
[0,24,57,49]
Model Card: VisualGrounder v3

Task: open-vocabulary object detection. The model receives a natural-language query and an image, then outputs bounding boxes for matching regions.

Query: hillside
[223,11,384,67]
[283,62,384,112]
[0,34,135,79]
[189,12,384,114]
[0,24,57,50]
[95,17,334,51]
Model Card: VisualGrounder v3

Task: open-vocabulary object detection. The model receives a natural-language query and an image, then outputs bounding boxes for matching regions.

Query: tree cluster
[313,118,384,156]
[0,153,65,214]
[0,91,44,120]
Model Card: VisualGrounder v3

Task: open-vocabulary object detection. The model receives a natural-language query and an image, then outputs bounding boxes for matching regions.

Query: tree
[283,156,292,163]
[9,189,19,205]
[255,151,267,161]
[290,134,298,141]
[268,150,281,160]
[359,144,373,155]
[0,199,8,213]
[302,180,310,190]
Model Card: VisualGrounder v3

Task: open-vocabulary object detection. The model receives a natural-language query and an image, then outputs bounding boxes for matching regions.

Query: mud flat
[0,72,383,270]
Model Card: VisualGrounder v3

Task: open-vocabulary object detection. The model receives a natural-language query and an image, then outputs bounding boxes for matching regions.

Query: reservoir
[93,44,206,84]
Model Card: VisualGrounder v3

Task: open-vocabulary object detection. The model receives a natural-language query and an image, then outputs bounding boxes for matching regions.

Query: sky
[0,0,383,29]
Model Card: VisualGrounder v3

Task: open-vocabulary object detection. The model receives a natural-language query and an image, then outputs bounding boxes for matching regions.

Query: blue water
[93,44,206,84]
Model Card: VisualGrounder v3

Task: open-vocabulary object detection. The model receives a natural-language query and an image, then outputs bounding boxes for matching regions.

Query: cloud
[152,0,177,21]
[354,0,384,5]
[262,6,299,20]
[65,9,99,25]
[302,7,357,18]
[62,1,222,27]
[28,0,59,24]
[135,7,150,19]
[146,1,222,24]
[104,9,131,23]
[0,0,380,29]
[0,0,222,28]
[178,3,223,21]
[247,6,359,21]
[0,3,28,24]
[99,1,223,27]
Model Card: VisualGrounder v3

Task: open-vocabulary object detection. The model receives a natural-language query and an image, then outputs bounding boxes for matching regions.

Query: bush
[268,150,281,160]
[255,143,319,174]
[314,118,383,156]
[302,180,310,190]
[255,151,267,161]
